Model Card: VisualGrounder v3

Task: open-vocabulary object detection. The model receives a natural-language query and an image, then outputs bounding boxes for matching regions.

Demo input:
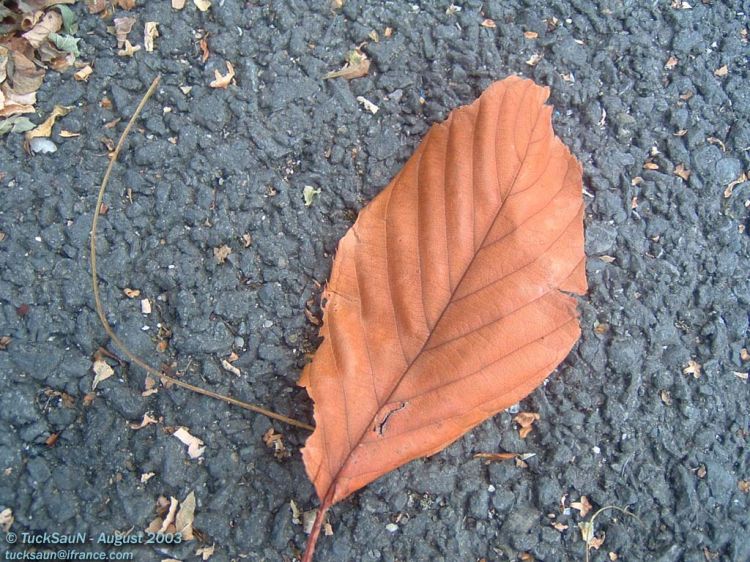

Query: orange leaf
[299,77,587,560]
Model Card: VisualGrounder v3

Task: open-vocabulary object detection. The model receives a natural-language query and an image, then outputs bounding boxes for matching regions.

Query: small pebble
[385,523,398,533]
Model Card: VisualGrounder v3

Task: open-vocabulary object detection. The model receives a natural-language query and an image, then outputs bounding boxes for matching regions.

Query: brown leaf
[324,49,370,80]
[664,55,678,70]
[209,61,235,88]
[473,452,519,462]
[6,51,46,95]
[92,359,114,389]
[523,31,539,39]
[25,104,72,140]
[22,10,62,48]
[118,39,141,57]
[174,491,196,540]
[674,163,690,181]
[514,411,541,439]
[112,16,137,48]
[572,496,593,516]
[481,19,497,28]
[117,0,136,9]
[298,77,587,559]
[213,244,231,263]
[199,35,210,62]
[713,64,728,77]
[0,336,12,351]
[683,359,701,378]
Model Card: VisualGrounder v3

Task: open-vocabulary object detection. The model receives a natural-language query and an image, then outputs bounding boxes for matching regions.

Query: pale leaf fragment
[303,185,321,207]
[221,359,241,376]
[175,491,196,540]
[0,508,13,532]
[25,105,72,140]
[195,545,215,560]
[513,412,540,439]
[324,49,370,80]
[159,497,179,533]
[92,359,114,389]
[683,359,702,378]
[194,0,211,12]
[356,96,379,114]
[118,40,141,57]
[210,61,235,89]
[140,472,155,483]
[173,427,205,459]
[571,495,593,516]
[172,0,186,8]
[129,413,158,430]
[144,22,159,52]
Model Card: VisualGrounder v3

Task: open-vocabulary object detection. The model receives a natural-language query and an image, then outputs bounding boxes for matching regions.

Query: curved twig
[90,75,313,432]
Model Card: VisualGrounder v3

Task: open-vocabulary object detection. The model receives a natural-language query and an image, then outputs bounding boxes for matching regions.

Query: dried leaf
[25,104,71,140]
[22,10,62,48]
[0,336,12,350]
[674,163,690,181]
[141,472,155,483]
[48,32,79,56]
[112,16,136,48]
[664,55,678,70]
[473,452,519,462]
[118,39,140,57]
[172,0,186,8]
[714,64,728,77]
[514,412,541,439]
[683,359,701,378]
[175,491,196,540]
[0,508,13,533]
[221,359,241,376]
[356,96,379,114]
[723,173,747,198]
[129,413,158,429]
[481,19,496,28]
[299,77,586,559]
[195,545,215,560]
[123,288,141,298]
[92,359,114,389]
[303,185,321,207]
[117,0,136,9]
[199,35,210,62]
[144,22,159,52]
[572,496,593,516]
[159,497,179,533]
[263,428,290,459]
[524,31,538,39]
[213,244,231,263]
[324,49,370,80]
[209,61,234,88]
[194,0,211,11]
[0,115,35,135]
[173,427,205,459]
[74,64,93,81]
[739,480,750,493]
[526,53,543,66]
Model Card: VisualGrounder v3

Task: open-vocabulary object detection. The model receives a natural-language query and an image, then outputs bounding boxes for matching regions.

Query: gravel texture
[1,1,749,561]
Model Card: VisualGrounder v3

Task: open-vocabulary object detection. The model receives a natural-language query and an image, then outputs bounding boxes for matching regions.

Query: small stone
[385,523,398,533]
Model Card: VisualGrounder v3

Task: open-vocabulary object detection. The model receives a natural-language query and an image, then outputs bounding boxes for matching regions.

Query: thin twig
[90,75,313,432]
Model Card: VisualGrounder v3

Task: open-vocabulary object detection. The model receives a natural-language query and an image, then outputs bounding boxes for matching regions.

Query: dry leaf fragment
[0,336,12,350]
[158,497,179,533]
[175,491,196,540]
[173,427,205,459]
[59,129,79,138]
[195,545,215,560]
[739,480,750,493]
[664,56,678,70]
[526,53,543,66]
[599,255,616,263]
[552,522,568,532]
[714,65,728,77]
[118,40,141,57]
[112,16,137,48]
[118,0,136,9]
[474,452,521,462]
[643,162,659,170]
[194,0,211,11]
[140,298,151,314]
[92,359,114,389]
[674,163,690,181]
[706,136,726,151]
[384,27,393,38]
[303,185,321,207]
[660,389,673,405]
[514,412,541,439]
[199,35,210,62]
[481,19,497,28]
[263,428,290,459]
[298,78,587,560]
[172,0,186,8]
[324,49,370,80]
[221,359,241,376]
[22,11,63,48]
[673,129,687,137]
[213,244,231,263]
[209,61,234,88]
[290,500,302,524]
[129,413,158,430]
[572,496,593,516]
[723,173,747,198]
[734,371,748,381]
[524,31,539,39]
[144,22,159,52]
[0,508,13,533]
[683,359,702,378]
[123,288,141,298]
[356,96,379,114]
[25,105,72,140]
[742,348,750,362]
[141,472,155,483]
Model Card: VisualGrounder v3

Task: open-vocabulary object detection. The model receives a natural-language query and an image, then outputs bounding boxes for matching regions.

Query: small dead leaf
[59,129,79,138]
[0,336,12,350]
[695,464,707,479]
[118,0,137,9]
[140,298,152,314]
[25,105,72,140]
[734,371,748,381]
[124,288,141,298]
[141,472,155,483]
[679,91,693,101]
[129,413,158,430]
[331,0,345,10]
[660,389,673,405]
[290,499,302,524]
[144,22,159,52]
[175,491,196,540]
[706,136,726,151]
[221,359,241,376]
[199,36,210,62]
[589,532,606,550]
[112,16,137,48]
[513,412,540,439]
[674,163,691,181]
[741,348,750,362]
[723,173,747,198]
[46,432,60,447]
[368,30,379,42]
[683,359,702,378]
[92,359,114,389]
[173,427,205,459]
[384,27,393,38]
[194,0,211,11]
[195,545,215,561]
[713,65,728,77]
[673,129,687,137]
[159,497,179,533]
[738,480,750,493]
[481,19,496,29]
[213,244,231,264]
[526,53,543,66]
[599,255,616,263]
[473,452,519,462]
[324,49,370,80]
[22,11,63,49]
[241,233,253,247]
[552,522,568,532]
[664,55,678,70]
[609,553,619,561]
[631,176,643,186]
[118,40,141,57]
[643,162,659,170]
[172,0,186,8]
[356,96,379,114]
[210,61,235,88]
[524,31,539,39]
[100,97,113,109]
[0,508,13,532]
[571,496,593,517]
[303,185,321,207]
[180,85,193,95]
[263,428,290,460]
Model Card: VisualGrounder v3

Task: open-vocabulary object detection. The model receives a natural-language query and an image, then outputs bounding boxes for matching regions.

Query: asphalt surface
[0,1,749,561]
